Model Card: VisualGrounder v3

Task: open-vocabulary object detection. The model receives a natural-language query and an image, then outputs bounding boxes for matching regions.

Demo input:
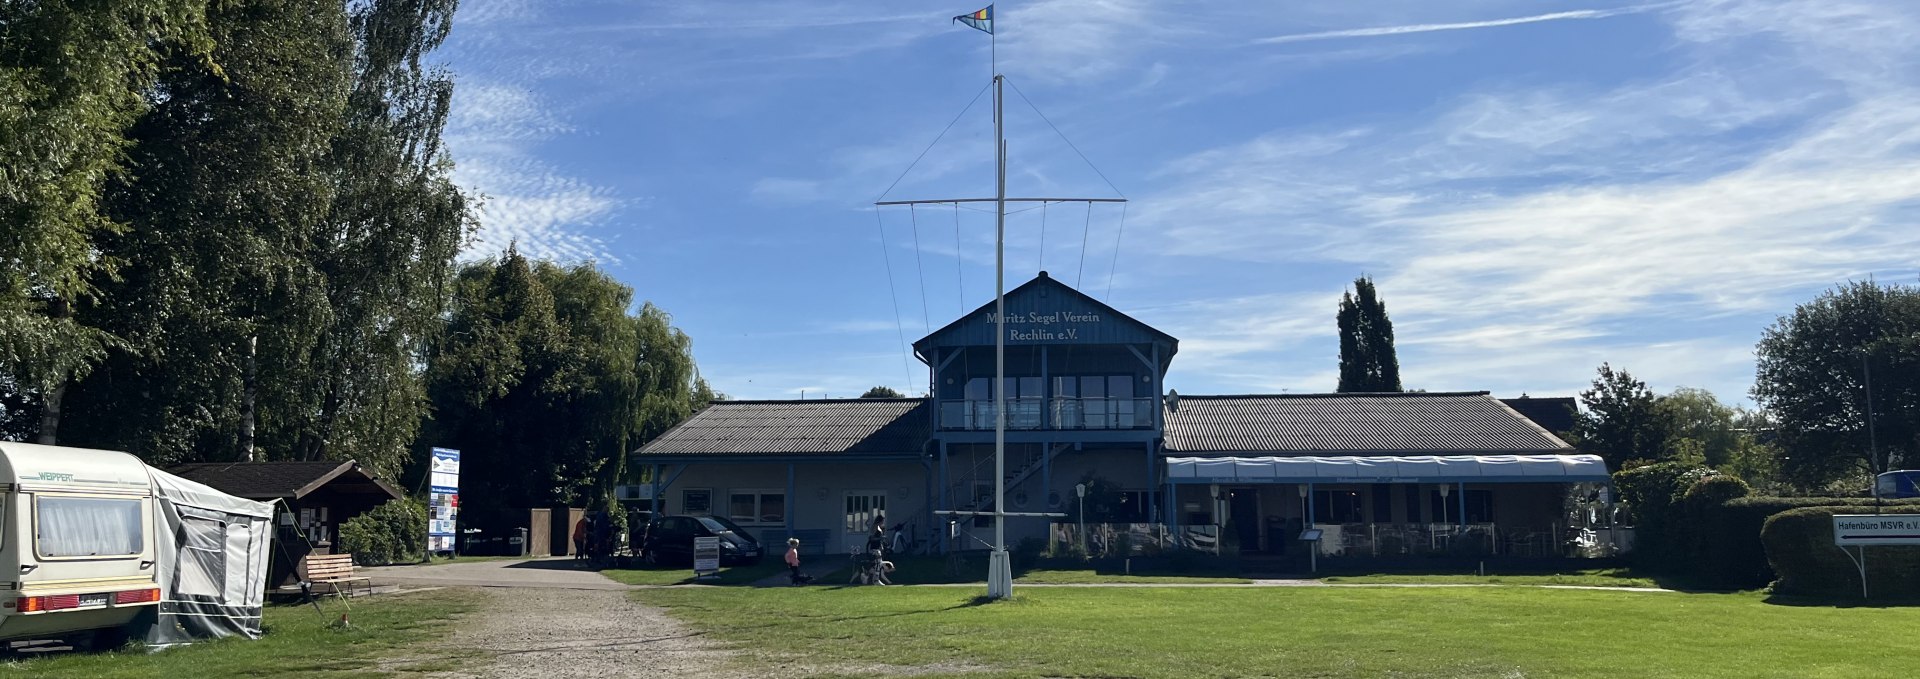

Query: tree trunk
[240,335,258,460]
[36,383,65,446]
[35,296,73,446]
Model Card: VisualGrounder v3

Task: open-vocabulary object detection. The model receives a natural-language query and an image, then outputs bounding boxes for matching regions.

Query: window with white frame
[681,488,712,516]
[728,490,787,525]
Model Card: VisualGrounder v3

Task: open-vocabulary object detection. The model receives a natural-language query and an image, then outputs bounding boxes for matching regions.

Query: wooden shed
[169,460,405,586]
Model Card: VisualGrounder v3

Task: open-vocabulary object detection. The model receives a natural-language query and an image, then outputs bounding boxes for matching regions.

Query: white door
[843,491,886,553]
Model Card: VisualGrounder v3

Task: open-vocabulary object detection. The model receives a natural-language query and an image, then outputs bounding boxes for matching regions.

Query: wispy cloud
[1255,6,1657,45]
[1142,0,1920,400]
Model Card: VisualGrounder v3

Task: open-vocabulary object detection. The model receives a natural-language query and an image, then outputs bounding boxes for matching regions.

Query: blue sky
[438,0,1920,405]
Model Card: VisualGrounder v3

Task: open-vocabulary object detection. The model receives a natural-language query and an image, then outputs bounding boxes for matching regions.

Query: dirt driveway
[368,558,755,678]
[364,557,631,591]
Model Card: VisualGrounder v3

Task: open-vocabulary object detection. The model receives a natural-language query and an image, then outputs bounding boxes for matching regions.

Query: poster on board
[429,448,460,554]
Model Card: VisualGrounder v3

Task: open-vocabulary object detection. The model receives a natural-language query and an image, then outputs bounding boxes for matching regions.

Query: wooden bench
[306,553,373,598]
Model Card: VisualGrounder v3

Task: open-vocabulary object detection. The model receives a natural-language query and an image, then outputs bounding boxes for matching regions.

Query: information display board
[693,536,721,577]
[428,448,460,553]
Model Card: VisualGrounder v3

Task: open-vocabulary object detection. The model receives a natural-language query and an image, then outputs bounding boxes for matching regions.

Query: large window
[728,490,787,525]
[35,495,143,558]
[1053,375,1142,428]
[1313,489,1363,524]
[681,488,712,516]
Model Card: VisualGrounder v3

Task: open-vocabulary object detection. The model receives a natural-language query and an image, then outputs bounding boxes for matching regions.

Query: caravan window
[35,495,143,558]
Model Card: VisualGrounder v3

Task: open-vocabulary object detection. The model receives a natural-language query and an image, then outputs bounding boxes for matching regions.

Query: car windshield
[698,516,750,535]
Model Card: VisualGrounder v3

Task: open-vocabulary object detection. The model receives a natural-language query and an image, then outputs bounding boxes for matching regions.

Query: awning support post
[785,463,796,541]
[1457,481,1467,529]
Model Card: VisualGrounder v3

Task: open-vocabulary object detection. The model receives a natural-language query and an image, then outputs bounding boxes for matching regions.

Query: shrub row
[337,498,427,566]
[1693,496,1920,589]
[1761,507,1920,600]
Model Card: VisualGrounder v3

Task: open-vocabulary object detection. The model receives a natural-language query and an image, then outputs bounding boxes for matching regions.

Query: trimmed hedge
[1692,497,1920,589]
[338,498,428,566]
[1762,507,1920,600]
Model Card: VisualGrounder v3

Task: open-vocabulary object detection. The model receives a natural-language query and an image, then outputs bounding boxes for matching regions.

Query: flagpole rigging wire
[873,206,915,392]
[954,204,965,315]
[909,205,931,335]
[1107,202,1128,301]
[1038,201,1047,272]
[1005,77,1127,200]
[1077,200,1092,287]
[873,81,993,203]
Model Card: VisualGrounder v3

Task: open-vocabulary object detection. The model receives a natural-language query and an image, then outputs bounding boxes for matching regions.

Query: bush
[1613,462,1721,570]
[1762,507,1920,600]
[337,498,428,566]
[1692,496,1920,589]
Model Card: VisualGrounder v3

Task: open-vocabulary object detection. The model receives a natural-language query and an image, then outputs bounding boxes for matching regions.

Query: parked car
[639,515,762,566]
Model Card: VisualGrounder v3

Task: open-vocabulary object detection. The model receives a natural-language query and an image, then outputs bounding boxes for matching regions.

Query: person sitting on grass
[785,538,812,585]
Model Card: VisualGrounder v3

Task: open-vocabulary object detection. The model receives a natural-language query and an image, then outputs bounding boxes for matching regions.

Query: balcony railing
[938,397,1154,431]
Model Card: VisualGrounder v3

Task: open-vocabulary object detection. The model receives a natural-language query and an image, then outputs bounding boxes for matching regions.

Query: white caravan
[0,442,162,644]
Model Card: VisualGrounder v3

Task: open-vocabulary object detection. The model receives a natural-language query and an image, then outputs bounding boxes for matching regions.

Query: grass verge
[1323,567,1663,588]
[635,586,1920,678]
[1,589,477,678]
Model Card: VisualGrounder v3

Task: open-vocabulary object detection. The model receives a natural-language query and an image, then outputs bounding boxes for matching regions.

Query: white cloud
[445,72,619,263]
[1254,6,1659,45]
[1131,0,1920,401]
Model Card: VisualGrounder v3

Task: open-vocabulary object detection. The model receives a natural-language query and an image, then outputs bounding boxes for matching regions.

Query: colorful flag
[953,5,993,35]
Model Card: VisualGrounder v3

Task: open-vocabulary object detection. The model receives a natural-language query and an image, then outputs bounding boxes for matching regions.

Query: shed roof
[1162,392,1572,455]
[637,398,931,457]
[168,460,404,501]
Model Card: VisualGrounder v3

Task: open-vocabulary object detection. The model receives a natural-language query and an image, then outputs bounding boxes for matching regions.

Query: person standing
[785,538,810,585]
[572,515,589,560]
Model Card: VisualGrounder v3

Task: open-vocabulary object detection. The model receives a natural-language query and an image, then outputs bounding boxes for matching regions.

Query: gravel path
[437,588,755,678]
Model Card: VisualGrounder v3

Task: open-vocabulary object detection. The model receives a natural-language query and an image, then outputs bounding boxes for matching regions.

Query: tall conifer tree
[1336,276,1403,392]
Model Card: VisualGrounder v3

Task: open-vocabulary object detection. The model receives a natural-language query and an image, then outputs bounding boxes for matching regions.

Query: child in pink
[785,538,810,585]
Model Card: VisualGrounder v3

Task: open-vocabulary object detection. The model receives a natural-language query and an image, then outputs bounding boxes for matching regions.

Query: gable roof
[911,271,1177,358]
[1163,392,1573,455]
[168,460,404,501]
[636,398,931,457]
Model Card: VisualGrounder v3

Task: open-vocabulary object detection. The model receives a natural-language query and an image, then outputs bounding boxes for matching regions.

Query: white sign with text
[1832,514,1920,547]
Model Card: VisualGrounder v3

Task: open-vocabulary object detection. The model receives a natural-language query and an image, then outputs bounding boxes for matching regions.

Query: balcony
[938,397,1154,431]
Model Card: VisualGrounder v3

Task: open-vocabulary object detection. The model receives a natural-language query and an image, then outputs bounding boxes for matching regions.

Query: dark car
[639,515,763,566]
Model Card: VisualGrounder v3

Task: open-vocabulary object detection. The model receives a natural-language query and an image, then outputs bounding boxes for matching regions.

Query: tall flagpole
[987,70,1013,600]
[893,6,1117,601]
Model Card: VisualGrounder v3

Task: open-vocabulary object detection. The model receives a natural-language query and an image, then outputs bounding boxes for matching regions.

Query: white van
[0,442,162,644]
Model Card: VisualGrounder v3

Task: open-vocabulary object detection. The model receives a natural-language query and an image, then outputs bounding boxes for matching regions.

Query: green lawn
[2,589,477,678]
[1323,567,1663,589]
[823,555,1250,586]
[635,586,1920,678]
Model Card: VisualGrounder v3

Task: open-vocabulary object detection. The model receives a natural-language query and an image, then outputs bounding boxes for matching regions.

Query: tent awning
[1165,454,1610,485]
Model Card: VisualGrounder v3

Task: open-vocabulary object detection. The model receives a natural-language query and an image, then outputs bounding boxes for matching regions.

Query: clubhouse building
[632,272,1613,563]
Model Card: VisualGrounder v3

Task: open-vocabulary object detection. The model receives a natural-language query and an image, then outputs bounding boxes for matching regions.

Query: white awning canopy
[1165,454,1610,485]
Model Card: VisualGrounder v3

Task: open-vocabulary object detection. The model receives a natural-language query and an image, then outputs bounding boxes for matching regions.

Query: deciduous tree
[1753,280,1920,489]
[1570,364,1669,469]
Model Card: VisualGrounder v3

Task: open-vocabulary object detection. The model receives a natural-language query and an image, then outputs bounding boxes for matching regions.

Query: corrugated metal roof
[636,398,931,456]
[1163,393,1572,455]
[169,460,404,500]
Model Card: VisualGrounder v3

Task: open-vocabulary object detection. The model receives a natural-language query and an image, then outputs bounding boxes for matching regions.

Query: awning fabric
[1165,454,1609,484]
